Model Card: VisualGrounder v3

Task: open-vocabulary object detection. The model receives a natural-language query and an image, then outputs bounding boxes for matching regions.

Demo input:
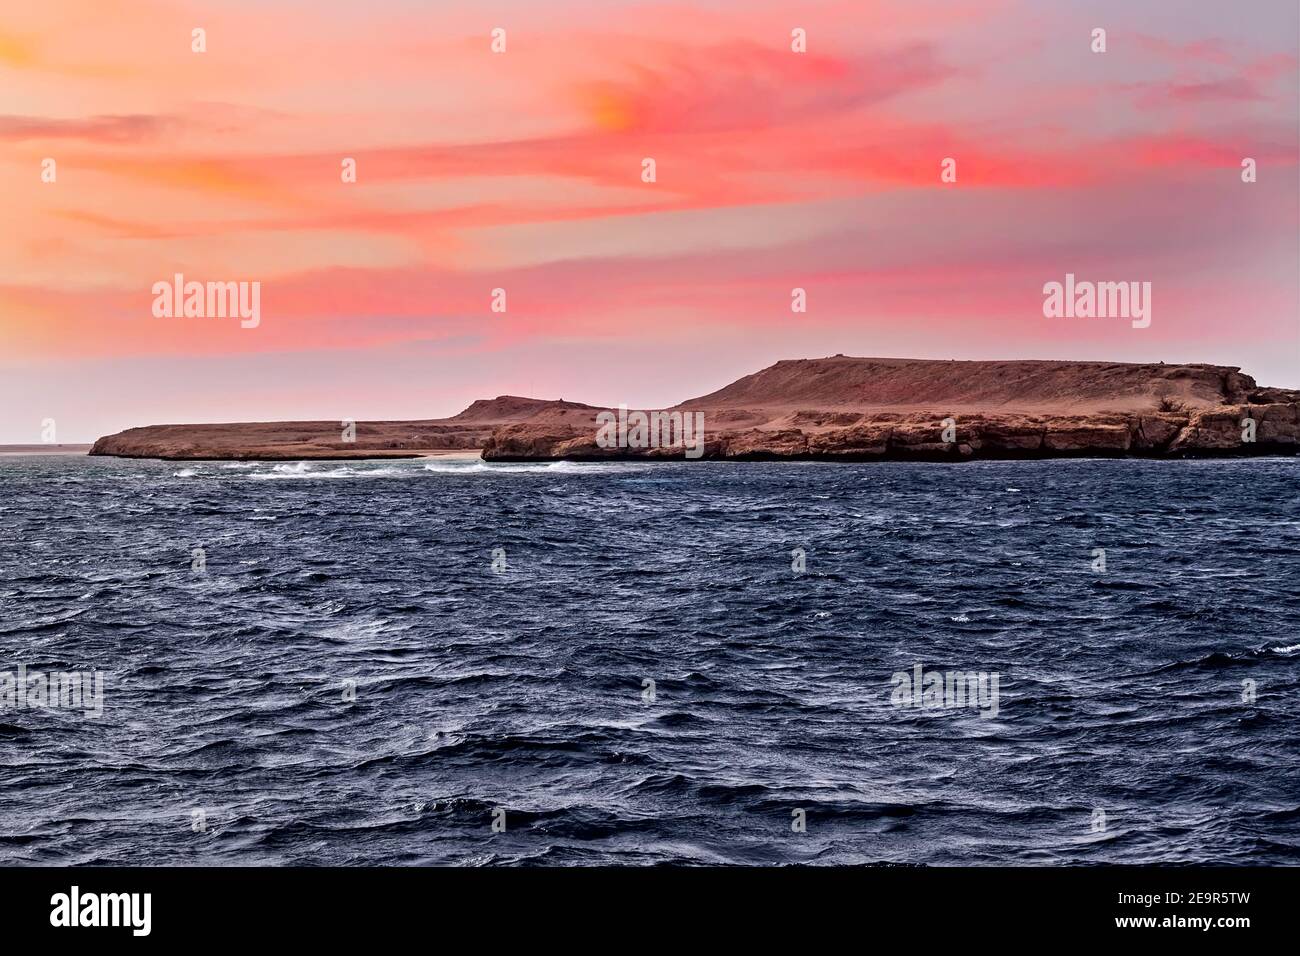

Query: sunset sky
[2,0,1298,442]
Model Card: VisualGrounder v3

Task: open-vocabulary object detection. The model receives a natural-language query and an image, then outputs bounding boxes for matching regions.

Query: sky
[2,0,1298,442]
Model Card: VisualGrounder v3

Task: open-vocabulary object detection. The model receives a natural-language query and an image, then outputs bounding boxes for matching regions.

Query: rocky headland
[90,357,1300,462]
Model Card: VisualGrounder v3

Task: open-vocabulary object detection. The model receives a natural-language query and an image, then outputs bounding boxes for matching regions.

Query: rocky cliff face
[89,421,489,460]
[481,358,1300,462]
[89,398,599,461]
[91,358,1300,462]
[481,404,1300,461]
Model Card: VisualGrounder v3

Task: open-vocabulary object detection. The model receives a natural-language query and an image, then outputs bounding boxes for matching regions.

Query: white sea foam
[250,463,407,480]
[420,460,635,475]
[240,459,639,479]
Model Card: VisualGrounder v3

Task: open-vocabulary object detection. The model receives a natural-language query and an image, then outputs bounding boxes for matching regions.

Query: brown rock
[1131,415,1185,451]
[91,357,1299,463]
[722,429,808,458]
[1043,419,1132,453]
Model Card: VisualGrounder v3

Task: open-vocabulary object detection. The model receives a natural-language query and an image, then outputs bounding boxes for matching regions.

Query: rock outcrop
[91,357,1300,462]
[481,358,1300,462]
[481,405,1300,461]
[89,398,598,460]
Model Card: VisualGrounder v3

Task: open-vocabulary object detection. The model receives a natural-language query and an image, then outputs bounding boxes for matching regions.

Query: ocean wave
[248,462,410,480]
[420,460,638,475]
[235,459,636,479]
[2,454,1298,866]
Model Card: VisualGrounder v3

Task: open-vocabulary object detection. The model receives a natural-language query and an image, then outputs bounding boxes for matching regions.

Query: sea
[1,454,1296,865]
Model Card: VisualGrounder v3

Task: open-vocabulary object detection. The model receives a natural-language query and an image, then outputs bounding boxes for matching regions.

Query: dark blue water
[1,454,1297,865]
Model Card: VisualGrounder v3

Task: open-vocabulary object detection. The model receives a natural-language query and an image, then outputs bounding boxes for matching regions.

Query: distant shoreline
[0,445,92,456]
[0,446,486,461]
[81,356,1300,463]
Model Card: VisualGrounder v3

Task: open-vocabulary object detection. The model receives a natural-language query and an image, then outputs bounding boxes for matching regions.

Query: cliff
[90,358,1300,462]
[89,398,598,460]
[480,358,1300,461]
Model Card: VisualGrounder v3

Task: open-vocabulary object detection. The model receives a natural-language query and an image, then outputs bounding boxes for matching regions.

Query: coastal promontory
[89,357,1300,462]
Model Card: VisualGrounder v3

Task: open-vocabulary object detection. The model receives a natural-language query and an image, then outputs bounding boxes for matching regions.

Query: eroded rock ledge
[481,404,1300,461]
[90,358,1300,462]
